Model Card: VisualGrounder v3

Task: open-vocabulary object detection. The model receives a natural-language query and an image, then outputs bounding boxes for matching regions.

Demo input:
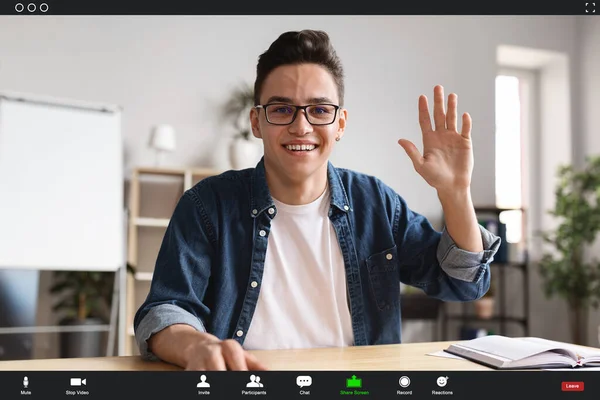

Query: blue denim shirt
[134,158,500,360]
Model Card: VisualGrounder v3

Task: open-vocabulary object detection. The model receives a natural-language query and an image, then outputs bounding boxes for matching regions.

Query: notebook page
[450,345,513,362]
[510,351,577,368]
[457,335,574,361]
[519,337,600,360]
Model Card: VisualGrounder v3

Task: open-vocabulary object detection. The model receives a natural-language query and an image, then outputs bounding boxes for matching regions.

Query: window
[494,69,534,244]
[495,75,522,211]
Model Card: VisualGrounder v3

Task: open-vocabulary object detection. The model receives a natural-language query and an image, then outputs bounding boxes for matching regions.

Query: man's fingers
[433,85,446,131]
[204,346,227,371]
[446,93,458,132]
[221,339,249,371]
[418,95,432,133]
[461,112,472,139]
[245,352,269,371]
[398,139,423,168]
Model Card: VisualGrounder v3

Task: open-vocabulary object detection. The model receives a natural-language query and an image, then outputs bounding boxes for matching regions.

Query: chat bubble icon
[296,376,312,388]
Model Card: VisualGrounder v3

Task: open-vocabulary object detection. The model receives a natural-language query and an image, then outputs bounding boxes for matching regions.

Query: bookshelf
[440,206,530,340]
[125,166,221,355]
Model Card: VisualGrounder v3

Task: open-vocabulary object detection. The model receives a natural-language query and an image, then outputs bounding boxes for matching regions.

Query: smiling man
[134,30,501,371]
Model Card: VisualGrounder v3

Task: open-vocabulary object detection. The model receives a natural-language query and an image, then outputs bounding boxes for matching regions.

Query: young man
[134,30,500,371]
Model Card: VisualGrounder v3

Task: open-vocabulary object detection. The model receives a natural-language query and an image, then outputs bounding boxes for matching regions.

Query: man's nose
[289,109,313,135]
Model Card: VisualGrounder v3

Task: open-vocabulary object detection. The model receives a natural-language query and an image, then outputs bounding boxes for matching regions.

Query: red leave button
[562,382,584,392]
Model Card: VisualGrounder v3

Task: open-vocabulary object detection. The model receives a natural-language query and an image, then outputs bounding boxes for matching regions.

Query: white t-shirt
[243,185,354,350]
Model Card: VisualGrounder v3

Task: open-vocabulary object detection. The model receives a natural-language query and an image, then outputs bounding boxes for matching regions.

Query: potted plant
[50,265,134,357]
[538,155,600,345]
[222,82,262,170]
[474,276,495,319]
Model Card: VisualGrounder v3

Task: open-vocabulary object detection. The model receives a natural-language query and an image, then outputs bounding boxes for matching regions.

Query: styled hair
[254,30,345,106]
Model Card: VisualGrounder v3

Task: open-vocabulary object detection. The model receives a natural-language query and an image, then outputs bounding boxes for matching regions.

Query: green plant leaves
[538,155,600,310]
[222,82,254,140]
[50,270,115,322]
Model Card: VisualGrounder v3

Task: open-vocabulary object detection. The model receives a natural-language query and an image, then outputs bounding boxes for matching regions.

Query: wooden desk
[0,341,490,371]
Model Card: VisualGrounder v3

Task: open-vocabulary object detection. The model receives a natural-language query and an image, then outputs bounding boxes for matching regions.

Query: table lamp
[148,124,176,167]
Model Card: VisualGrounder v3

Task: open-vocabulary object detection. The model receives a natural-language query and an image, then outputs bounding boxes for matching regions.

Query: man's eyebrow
[264,96,336,104]
[307,97,334,104]
[265,96,293,104]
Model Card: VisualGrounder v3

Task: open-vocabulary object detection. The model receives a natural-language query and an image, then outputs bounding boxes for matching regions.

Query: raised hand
[398,85,473,194]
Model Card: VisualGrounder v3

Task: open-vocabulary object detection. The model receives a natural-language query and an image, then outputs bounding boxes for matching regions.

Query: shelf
[0,325,111,335]
[135,167,221,177]
[441,206,529,340]
[133,217,170,227]
[126,166,221,355]
[444,315,527,325]
[134,272,153,281]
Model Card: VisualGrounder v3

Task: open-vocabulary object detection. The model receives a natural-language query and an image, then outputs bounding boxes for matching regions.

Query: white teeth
[285,144,316,151]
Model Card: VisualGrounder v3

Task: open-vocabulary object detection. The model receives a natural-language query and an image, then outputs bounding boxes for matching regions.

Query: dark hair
[254,30,345,107]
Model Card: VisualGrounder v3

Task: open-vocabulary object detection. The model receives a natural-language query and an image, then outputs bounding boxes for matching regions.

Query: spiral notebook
[444,335,600,370]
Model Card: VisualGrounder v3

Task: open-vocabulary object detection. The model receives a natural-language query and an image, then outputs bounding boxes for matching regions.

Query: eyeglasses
[255,103,340,126]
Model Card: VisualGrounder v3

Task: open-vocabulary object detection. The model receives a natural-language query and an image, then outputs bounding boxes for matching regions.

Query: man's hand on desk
[182,332,268,371]
[148,324,268,371]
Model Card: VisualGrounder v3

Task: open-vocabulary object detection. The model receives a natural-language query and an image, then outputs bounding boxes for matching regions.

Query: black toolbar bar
[0,370,596,400]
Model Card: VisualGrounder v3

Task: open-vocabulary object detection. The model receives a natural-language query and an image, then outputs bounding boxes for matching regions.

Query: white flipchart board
[0,92,124,271]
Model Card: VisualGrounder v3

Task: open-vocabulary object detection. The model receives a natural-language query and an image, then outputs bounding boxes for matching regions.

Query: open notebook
[444,335,600,369]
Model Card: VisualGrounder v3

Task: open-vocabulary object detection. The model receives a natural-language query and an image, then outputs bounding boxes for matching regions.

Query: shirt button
[344,205,350,211]
[252,209,258,215]
[386,253,393,260]
[236,330,244,337]
[259,230,266,237]
[268,208,275,214]
[251,281,258,288]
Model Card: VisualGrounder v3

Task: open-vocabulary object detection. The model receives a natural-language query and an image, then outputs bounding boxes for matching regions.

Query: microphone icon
[23,376,29,388]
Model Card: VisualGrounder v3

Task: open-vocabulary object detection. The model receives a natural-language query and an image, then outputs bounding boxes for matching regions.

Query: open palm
[398,85,473,193]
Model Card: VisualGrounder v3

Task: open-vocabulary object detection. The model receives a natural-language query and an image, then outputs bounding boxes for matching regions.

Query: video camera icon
[70,378,86,386]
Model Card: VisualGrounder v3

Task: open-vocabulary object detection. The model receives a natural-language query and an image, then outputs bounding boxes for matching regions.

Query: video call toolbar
[0,371,595,399]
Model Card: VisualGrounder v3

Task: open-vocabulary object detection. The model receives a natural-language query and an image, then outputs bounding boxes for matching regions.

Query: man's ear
[250,107,262,139]
[337,108,348,140]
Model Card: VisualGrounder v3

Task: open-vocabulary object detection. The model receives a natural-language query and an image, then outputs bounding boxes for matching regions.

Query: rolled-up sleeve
[135,304,207,361]
[133,190,214,361]
[436,224,501,283]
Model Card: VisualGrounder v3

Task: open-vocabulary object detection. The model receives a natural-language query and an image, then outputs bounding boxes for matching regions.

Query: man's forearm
[148,324,216,367]
[437,189,483,253]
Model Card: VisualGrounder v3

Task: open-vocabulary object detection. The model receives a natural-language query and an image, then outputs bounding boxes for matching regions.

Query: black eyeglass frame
[254,103,341,126]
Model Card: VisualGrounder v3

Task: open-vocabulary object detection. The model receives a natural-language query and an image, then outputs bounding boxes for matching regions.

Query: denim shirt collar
[250,157,351,218]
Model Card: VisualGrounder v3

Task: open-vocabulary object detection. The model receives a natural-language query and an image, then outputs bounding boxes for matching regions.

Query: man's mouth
[283,144,318,152]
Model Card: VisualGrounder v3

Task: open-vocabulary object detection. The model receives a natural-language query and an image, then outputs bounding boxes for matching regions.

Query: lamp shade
[149,124,176,152]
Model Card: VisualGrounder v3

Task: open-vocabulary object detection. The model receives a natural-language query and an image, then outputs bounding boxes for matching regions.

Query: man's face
[250,63,347,182]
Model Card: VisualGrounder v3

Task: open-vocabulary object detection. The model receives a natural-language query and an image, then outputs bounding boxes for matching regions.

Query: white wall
[579,16,600,348]
[0,16,580,221]
[0,15,588,350]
